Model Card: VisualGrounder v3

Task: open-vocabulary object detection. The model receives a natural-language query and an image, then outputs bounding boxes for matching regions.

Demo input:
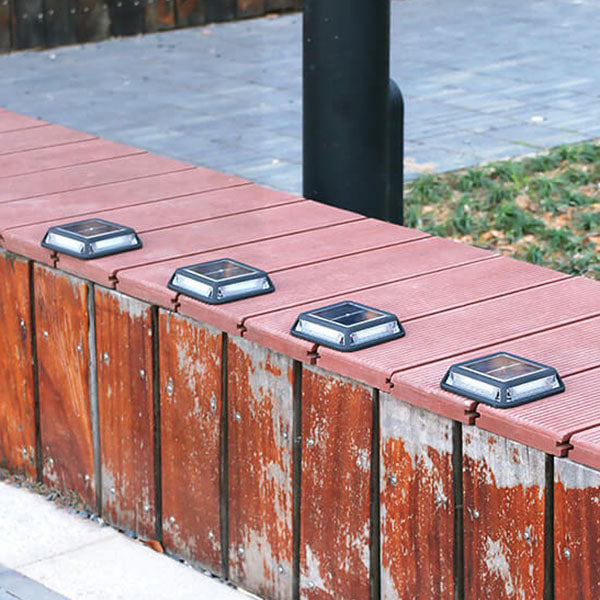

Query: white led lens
[217,277,270,300]
[507,375,560,402]
[349,321,400,345]
[296,319,345,345]
[90,233,139,254]
[45,232,85,254]
[446,371,500,402]
[172,273,213,299]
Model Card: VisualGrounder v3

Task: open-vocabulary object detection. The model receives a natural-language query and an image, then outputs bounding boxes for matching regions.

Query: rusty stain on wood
[159,310,222,572]
[35,264,96,508]
[554,458,600,600]
[0,250,36,477]
[146,0,175,31]
[95,287,155,538]
[228,336,294,600]
[300,365,373,600]
[463,427,545,600]
[237,0,265,18]
[175,0,205,26]
[380,393,454,600]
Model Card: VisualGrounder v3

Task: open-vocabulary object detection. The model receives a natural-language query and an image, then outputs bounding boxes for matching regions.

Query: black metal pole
[303,0,400,222]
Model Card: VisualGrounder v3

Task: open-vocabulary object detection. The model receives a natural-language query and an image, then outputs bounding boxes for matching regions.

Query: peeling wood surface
[300,366,373,600]
[159,310,222,572]
[0,250,36,477]
[95,287,155,538]
[35,265,95,508]
[555,459,600,600]
[380,393,454,600]
[463,427,545,600]
[228,336,294,599]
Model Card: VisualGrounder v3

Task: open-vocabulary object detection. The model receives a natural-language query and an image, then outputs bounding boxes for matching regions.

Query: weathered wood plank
[95,287,155,538]
[266,0,294,12]
[228,336,294,600]
[43,0,75,47]
[145,0,174,31]
[0,250,36,478]
[205,0,235,23]
[0,0,11,50]
[380,393,454,600]
[108,0,146,36]
[73,0,110,43]
[174,0,204,26]
[463,427,545,600]
[159,310,222,573]
[300,365,373,600]
[236,0,264,19]
[35,265,96,508]
[555,458,600,600]
[12,0,45,48]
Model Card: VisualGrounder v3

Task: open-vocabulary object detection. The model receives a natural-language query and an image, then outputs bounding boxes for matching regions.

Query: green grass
[405,141,600,281]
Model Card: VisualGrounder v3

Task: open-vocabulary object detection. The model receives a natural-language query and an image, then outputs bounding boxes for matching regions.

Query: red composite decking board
[554,458,600,600]
[476,367,600,456]
[0,125,95,155]
[391,314,600,425]
[116,220,429,308]
[0,250,36,478]
[300,366,374,600]
[95,287,156,539]
[462,427,546,600]
[3,184,298,264]
[34,264,96,509]
[0,153,194,204]
[0,168,247,232]
[227,337,294,600]
[570,427,600,471]
[159,311,222,573]
[0,138,145,178]
[0,112,47,134]
[50,201,363,286]
[380,393,454,600]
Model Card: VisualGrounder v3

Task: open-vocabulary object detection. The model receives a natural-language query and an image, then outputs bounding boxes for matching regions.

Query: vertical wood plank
[43,0,75,47]
[236,0,264,19]
[35,265,96,508]
[73,0,110,43]
[174,0,204,26]
[12,0,45,48]
[0,250,36,478]
[145,0,174,31]
[95,287,155,539]
[463,427,545,600]
[205,0,235,23]
[228,336,294,600]
[159,310,222,573]
[0,0,11,50]
[555,459,600,600]
[300,366,373,600]
[380,393,454,600]
[108,0,145,36]
[266,0,294,12]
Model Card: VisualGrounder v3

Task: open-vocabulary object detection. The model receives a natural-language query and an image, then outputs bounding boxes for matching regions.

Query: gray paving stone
[0,569,68,600]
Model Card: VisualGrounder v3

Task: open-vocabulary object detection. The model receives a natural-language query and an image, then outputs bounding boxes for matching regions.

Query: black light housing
[291,300,404,352]
[441,352,564,408]
[41,218,142,259]
[168,258,275,305]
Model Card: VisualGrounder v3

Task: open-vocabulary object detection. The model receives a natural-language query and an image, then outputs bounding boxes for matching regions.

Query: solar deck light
[441,352,564,408]
[168,258,275,304]
[291,301,404,351]
[41,218,142,259]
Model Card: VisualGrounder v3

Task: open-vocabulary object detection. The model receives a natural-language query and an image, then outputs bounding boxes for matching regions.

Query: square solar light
[291,300,405,352]
[42,218,142,259]
[168,258,275,304]
[441,352,564,408]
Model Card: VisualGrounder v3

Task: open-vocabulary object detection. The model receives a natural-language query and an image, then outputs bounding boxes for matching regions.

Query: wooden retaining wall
[0,0,302,53]
[2,110,600,599]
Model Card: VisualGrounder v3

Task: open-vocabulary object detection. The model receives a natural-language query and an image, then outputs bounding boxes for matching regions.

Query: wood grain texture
[0,250,36,477]
[380,393,454,600]
[95,287,155,538]
[555,459,600,600]
[159,310,222,572]
[463,427,545,600]
[300,366,373,600]
[228,336,294,600]
[145,0,175,31]
[35,265,96,507]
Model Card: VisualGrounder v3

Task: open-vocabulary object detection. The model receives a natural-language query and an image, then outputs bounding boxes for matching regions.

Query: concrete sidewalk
[0,482,249,600]
[0,0,599,194]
